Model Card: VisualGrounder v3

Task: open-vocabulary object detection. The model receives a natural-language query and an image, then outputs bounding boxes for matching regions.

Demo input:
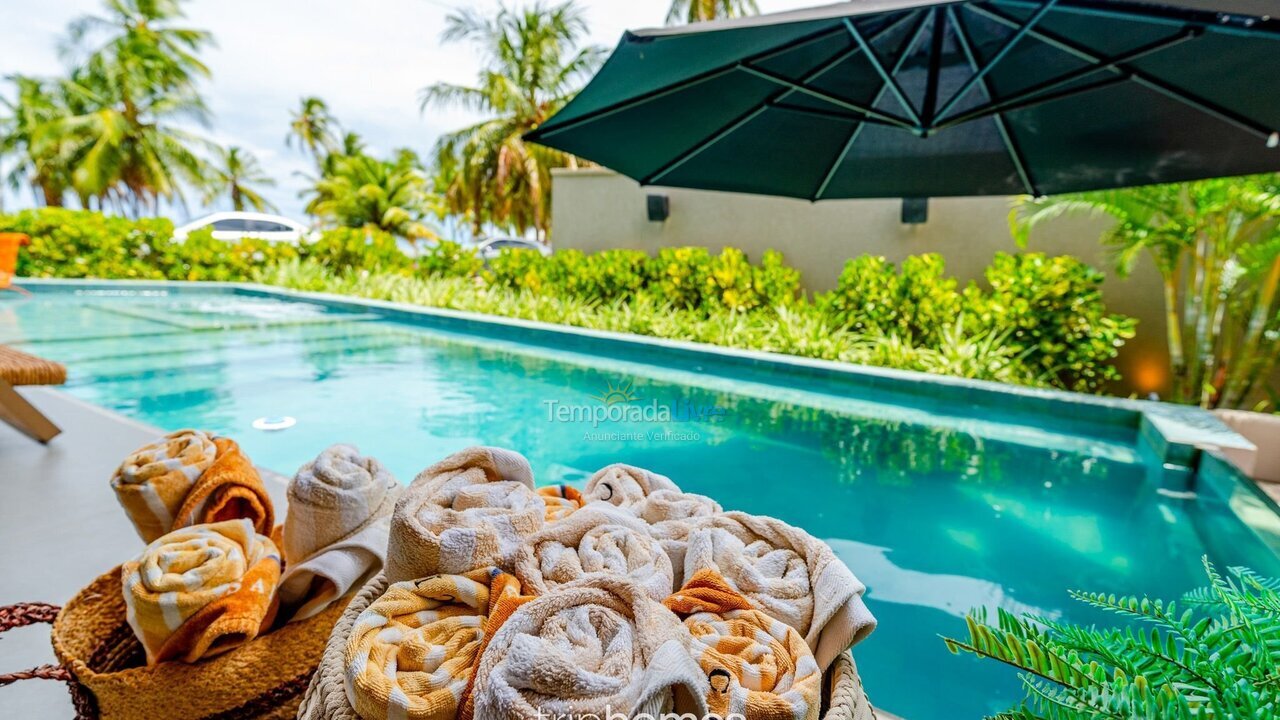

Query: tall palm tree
[43,0,214,214]
[420,1,604,240]
[666,0,759,24]
[305,151,437,241]
[1,75,73,207]
[202,146,276,212]
[287,96,338,166]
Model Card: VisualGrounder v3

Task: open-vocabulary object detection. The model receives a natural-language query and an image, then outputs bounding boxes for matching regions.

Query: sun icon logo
[592,379,638,406]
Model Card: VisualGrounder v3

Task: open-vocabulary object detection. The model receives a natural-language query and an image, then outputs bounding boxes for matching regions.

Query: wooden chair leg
[0,380,61,443]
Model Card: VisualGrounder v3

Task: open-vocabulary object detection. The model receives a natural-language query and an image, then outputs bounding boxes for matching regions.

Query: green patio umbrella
[526,0,1280,199]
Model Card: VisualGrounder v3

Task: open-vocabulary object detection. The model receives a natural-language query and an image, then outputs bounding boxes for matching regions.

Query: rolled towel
[682,512,876,671]
[473,575,710,720]
[639,488,722,525]
[536,484,583,522]
[582,463,679,510]
[122,518,282,664]
[513,504,675,601]
[111,430,274,543]
[343,568,532,720]
[386,447,544,584]
[665,570,823,720]
[278,445,402,622]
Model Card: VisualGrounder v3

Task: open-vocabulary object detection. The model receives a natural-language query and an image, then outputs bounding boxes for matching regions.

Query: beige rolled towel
[681,512,876,672]
[473,575,710,720]
[513,503,675,602]
[385,447,544,584]
[638,488,722,525]
[278,445,402,622]
[582,463,679,510]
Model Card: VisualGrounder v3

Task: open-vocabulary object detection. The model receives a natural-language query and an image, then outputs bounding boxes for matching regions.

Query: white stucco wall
[550,168,1173,396]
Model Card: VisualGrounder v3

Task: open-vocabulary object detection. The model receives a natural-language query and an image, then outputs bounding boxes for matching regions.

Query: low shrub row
[2,208,1136,393]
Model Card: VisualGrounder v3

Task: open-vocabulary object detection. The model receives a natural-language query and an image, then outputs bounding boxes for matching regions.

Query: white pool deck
[0,388,906,720]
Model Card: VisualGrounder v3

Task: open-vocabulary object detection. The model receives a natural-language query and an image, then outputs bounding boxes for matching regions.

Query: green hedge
[2,208,1135,393]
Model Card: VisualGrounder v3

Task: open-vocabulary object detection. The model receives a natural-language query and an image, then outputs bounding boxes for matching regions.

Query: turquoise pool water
[5,287,1278,720]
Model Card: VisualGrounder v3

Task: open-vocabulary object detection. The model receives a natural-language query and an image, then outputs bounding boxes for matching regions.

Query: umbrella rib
[641,31,894,186]
[935,27,1201,131]
[812,10,935,201]
[968,4,1279,143]
[738,64,914,130]
[530,10,921,142]
[933,0,1060,125]
[948,5,1038,197]
[843,18,922,128]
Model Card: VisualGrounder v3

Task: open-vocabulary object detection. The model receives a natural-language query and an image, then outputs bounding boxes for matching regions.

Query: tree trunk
[1220,253,1280,408]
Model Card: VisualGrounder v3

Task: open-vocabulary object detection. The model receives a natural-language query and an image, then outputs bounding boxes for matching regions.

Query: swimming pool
[5,281,1279,720]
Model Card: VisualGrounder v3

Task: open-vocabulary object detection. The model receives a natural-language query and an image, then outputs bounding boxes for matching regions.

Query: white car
[174,212,315,244]
[475,236,552,260]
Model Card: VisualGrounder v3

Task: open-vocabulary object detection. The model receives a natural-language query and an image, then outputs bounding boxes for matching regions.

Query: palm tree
[420,1,604,241]
[202,146,276,212]
[40,0,214,214]
[305,151,437,241]
[666,0,759,25]
[1,75,73,207]
[287,96,338,165]
[1014,176,1280,408]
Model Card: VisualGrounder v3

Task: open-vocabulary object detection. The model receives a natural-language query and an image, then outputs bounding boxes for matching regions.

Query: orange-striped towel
[536,484,583,522]
[386,447,545,584]
[665,570,823,720]
[111,430,274,543]
[514,504,674,601]
[122,519,282,665]
[343,568,532,720]
[680,512,876,672]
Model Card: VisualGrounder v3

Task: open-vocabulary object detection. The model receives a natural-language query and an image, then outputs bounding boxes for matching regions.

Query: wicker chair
[0,345,66,443]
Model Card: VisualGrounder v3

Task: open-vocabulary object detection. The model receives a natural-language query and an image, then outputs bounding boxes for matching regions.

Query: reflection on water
[5,291,1279,720]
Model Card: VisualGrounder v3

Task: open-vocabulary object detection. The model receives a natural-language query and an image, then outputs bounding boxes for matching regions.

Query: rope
[0,603,97,718]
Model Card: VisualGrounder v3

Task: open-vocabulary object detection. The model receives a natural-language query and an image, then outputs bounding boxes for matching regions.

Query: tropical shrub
[157,229,299,282]
[945,560,1280,720]
[975,253,1137,393]
[417,240,484,279]
[298,227,411,274]
[5,208,175,280]
[820,253,962,345]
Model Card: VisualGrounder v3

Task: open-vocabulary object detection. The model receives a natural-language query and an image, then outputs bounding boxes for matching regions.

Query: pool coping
[14,276,1280,553]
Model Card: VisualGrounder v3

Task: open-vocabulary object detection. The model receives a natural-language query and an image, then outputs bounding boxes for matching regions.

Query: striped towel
[581,463,680,510]
[665,570,823,720]
[536,484,583,522]
[122,519,281,665]
[343,568,531,720]
[681,512,876,672]
[514,503,675,601]
[278,445,402,622]
[111,430,274,543]
[473,575,711,720]
[386,447,545,584]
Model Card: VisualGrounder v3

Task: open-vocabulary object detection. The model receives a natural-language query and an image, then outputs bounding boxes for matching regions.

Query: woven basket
[2,566,345,720]
[299,573,879,720]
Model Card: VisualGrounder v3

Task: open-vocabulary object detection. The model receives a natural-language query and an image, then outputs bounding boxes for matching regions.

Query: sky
[0,0,818,223]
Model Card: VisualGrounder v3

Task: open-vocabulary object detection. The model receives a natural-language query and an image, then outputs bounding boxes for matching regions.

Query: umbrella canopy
[526,0,1280,199]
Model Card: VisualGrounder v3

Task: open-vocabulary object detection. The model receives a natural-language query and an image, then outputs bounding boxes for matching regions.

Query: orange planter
[0,232,30,290]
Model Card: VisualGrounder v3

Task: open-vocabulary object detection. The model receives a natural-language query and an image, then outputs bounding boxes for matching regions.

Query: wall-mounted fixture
[901,198,928,225]
[647,193,670,222]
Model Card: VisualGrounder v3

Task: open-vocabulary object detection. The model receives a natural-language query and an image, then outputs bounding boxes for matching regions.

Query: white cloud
[0,0,817,220]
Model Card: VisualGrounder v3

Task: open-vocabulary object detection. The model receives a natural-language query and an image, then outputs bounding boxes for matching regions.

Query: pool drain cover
[253,416,297,431]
